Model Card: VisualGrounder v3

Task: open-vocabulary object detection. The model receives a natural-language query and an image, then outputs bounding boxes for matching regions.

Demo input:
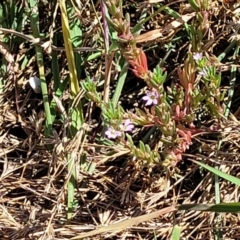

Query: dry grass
[1,0,240,239]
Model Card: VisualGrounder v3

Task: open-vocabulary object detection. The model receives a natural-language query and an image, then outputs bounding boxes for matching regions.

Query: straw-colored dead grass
[1,0,240,239]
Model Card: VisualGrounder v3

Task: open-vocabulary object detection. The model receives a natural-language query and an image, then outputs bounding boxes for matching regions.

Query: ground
[1,0,240,239]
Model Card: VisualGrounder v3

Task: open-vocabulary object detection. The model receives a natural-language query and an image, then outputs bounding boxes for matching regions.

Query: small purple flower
[193,52,203,61]
[198,68,208,77]
[142,90,159,106]
[105,126,121,139]
[120,119,134,132]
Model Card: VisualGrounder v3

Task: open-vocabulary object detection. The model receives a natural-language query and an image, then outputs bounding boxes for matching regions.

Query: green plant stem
[29,0,52,137]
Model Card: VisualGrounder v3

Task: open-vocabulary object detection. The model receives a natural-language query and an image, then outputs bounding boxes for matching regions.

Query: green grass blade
[192,160,240,186]
[112,57,128,107]
[29,0,52,137]
[59,0,80,96]
[171,225,181,240]
[68,2,82,79]
[178,202,240,213]
[50,34,61,122]
[59,0,84,220]
[52,35,60,91]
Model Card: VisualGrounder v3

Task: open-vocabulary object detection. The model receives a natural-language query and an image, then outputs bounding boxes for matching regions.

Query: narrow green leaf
[139,141,146,152]
[171,225,181,240]
[178,203,240,213]
[192,160,240,186]
[29,0,52,137]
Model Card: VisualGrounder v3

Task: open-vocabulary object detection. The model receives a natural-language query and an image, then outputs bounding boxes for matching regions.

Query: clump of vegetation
[1,0,240,239]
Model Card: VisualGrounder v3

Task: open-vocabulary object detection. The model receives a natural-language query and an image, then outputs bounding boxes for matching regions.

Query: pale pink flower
[198,68,208,77]
[193,52,203,61]
[105,127,121,139]
[142,90,159,106]
[119,119,134,132]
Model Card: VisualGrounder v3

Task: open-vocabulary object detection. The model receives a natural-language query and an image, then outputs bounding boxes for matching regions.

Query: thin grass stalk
[29,0,52,137]
[100,0,112,103]
[50,34,61,122]
[51,2,60,92]
[59,0,84,219]
[48,1,61,122]
[59,0,79,96]
[218,41,236,62]
[112,57,128,107]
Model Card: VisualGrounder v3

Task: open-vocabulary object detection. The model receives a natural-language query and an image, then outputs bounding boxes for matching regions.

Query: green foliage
[101,101,125,122]
[150,65,167,89]
[192,160,240,187]
[29,0,53,137]
[126,134,161,164]
[171,225,181,240]
[80,76,102,103]
[1,0,239,239]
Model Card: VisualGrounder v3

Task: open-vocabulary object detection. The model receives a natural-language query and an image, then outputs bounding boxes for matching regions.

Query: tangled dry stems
[1,0,240,239]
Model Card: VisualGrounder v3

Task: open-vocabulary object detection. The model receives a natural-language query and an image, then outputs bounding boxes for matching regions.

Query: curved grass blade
[191,159,240,186]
